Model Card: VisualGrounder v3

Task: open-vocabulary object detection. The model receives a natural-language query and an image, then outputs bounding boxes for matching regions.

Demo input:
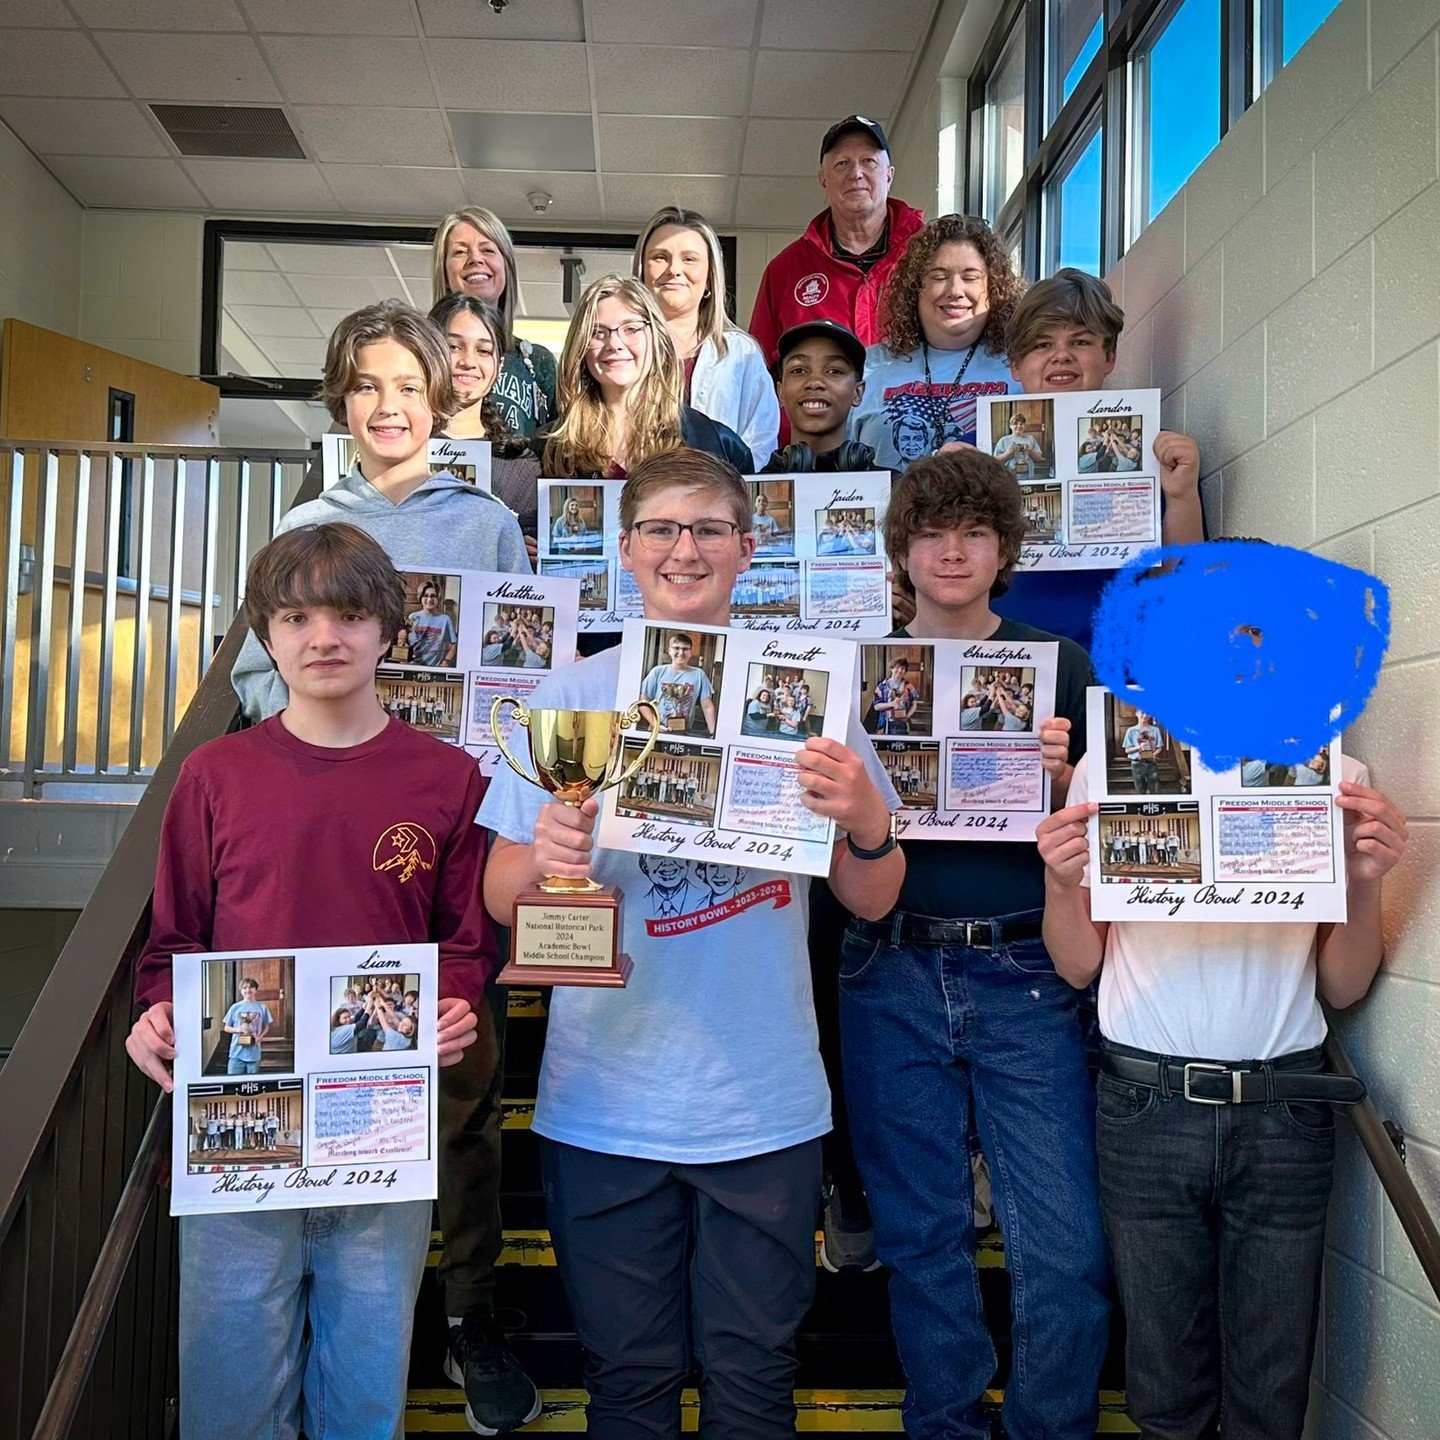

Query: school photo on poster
[1097,803,1203,884]
[731,563,801,617]
[815,506,878,555]
[636,626,726,738]
[185,1079,304,1174]
[1102,692,1193,795]
[742,662,828,742]
[541,557,609,609]
[861,644,934,737]
[1241,745,1332,787]
[1077,414,1145,473]
[616,740,722,828]
[988,398,1055,480]
[199,956,295,1078]
[747,478,795,557]
[548,485,605,555]
[1020,482,1063,542]
[391,572,462,669]
[959,665,1036,732]
[377,668,464,744]
[329,974,423,1056]
[879,742,940,809]
[480,602,555,670]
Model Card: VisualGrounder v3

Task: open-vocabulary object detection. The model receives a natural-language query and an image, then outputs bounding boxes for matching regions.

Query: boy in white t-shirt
[480,447,903,1440]
[1036,757,1407,1440]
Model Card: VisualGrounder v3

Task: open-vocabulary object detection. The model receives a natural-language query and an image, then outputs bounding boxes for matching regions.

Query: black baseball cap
[820,114,890,161]
[774,320,867,377]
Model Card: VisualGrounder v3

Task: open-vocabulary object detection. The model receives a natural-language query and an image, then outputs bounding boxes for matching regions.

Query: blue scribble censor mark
[1092,541,1389,770]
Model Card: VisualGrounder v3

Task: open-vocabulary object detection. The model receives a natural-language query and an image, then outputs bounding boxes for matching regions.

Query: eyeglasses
[589,321,649,347]
[630,519,741,549]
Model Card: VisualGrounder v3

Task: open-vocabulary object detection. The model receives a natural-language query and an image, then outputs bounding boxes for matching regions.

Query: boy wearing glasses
[639,631,718,737]
[479,448,903,1440]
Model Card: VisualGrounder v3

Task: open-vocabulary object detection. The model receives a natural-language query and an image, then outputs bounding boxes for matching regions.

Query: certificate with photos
[732,473,892,636]
[374,567,579,777]
[322,435,496,497]
[597,620,862,876]
[536,479,641,634]
[1082,686,1349,922]
[859,637,1059,842]
[170,944,438,1216]
[975,389,1163,572]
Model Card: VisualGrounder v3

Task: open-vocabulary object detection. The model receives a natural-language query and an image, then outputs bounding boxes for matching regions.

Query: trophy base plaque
[498,884,634,988]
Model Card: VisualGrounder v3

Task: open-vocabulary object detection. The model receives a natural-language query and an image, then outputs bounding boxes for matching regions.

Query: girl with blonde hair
[431,205,557,438]
[542,274,750,479]
[633,206,778,467]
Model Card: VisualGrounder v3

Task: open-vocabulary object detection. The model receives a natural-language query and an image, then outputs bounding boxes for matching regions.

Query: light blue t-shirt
[224,999,273,1062]
[478,644,899,1164]
[330,1023,358,1054]
[381,1026,413,1051]
[406,610,457,667]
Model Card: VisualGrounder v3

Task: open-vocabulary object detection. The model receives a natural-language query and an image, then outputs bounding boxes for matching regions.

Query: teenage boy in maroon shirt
[127,521,489,1440]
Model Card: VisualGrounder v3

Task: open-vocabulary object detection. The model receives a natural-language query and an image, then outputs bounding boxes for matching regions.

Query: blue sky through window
[1056,125,1103,274]
[1282,0,1342,61]
[1146,0,1221,222]
[1063,18,1103,103]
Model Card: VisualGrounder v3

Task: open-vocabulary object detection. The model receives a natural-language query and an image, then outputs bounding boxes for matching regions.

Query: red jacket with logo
[748,198,928,364]
[134,716,495,1009]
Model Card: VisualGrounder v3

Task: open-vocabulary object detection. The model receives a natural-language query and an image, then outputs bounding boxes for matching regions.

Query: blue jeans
[227,1053,261,1075]
[1096,1044,1335,1440]
[839,916,1109,1440]
[179,1201,431,1440]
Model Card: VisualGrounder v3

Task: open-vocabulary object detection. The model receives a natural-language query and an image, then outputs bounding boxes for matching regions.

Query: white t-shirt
[478,645,898,1163]
[1069,752,1367,1060]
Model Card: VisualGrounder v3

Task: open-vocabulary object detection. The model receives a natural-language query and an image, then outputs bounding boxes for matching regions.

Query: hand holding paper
[1337,782,1409,886]
[1039,716,1072,783]
[126,1001,177,1093]
[796,737,891,848]
[436,997,478,1066]
[1037,803,1097,889]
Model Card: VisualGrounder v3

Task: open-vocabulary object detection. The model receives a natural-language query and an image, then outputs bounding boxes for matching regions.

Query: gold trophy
[490,698,659,987]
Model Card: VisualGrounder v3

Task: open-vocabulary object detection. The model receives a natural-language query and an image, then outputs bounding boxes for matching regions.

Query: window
[1279,0,1343,65]
[1044,116,1103,276]
[1048,0,1103,123]
[984,20,1027,220]
[1130,0,1222,234]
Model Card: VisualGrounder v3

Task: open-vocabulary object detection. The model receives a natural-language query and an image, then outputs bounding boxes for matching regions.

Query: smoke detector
[527,190,553,214]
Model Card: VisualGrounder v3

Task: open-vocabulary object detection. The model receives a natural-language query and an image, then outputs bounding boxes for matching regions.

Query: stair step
[403,1387,1137,1434]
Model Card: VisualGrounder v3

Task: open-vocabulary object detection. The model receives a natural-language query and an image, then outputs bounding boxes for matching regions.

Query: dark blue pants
[540,1136,822,1440]
[839,916,1110,1440]
[1096,1044,1335,1440]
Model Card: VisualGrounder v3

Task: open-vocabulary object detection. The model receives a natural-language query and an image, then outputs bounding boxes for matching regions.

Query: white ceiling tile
[293,106,454,166]
[186,159,341,212]
[94,32,281,102]
[462,169,602,226]
[0,0,78,23]
[735,174,820,229]
[307,305,364,331]
[258,335,329,365]
[517,280,565,317]
[46,155,205,208]
[749,49,908,120]
[226,303,322,336]
[287,273,405,308]
[0,31,125,97]
[265,242,396,275]
[592,46,751,118]
[603,174,735,226]
[225,241,278,270]
[598,116,743,176]
[221,268,300,303]
[71,0,247,30]
[586,0,759,47]
[240,0,417,35]
[261,36,433,106]
[0,97,167,156]
[321,164,466,218]
[429,40,590,112]
[387,244,434,278]
[418,0,584,42]
[759,0,934,51]
[741,117,826,176]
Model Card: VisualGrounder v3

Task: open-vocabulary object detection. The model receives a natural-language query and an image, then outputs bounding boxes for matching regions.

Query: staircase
[404,990,1134,1437]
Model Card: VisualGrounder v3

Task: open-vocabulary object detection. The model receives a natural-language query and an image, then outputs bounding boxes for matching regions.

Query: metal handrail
[1326,1032,1440,1301]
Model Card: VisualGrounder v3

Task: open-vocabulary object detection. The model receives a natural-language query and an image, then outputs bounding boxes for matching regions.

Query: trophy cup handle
[603,700,661,795]
[489,696,536,784]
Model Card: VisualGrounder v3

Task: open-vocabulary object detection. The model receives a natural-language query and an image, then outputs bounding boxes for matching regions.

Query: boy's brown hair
[883,450,1027,599]
[1005,266,1126,366]
[242,522,406,646]
[320,299,457,427]
[619,447,750,533]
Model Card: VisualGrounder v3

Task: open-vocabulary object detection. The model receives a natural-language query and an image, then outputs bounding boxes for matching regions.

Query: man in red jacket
[749,115,926,365]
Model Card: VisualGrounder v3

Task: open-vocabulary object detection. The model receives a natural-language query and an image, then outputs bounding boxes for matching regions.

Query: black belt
[851,910,1044,951]
[1102,1042,1365,1106]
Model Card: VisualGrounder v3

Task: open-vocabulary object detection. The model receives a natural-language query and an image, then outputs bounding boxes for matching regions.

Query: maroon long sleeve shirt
[135,716,496,1010]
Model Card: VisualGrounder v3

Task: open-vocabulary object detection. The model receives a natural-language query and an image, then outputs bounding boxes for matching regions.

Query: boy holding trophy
[479,448,904,1440]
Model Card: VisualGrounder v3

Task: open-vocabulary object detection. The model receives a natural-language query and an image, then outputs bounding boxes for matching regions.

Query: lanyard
[920,337,982,450]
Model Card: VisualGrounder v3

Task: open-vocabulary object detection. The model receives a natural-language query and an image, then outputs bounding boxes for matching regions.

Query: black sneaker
[443,1314,543,1435]
[819,1176,881,1273]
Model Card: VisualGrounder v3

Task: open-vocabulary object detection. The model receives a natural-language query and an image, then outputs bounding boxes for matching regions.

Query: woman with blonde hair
[431,206,557,438]
[633,206,778,468]
[543,274,750,479]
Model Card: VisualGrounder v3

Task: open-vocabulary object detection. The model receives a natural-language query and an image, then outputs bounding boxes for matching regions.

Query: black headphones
[766,440,877,473]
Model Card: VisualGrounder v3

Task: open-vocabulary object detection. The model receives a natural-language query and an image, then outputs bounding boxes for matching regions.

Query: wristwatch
[846,812,899,861]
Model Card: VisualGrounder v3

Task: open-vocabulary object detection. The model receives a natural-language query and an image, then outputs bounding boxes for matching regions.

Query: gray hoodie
[231,466,531,721]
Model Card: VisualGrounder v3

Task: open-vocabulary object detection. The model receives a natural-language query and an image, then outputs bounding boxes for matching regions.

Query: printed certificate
[1082,686,1349,921]
[598,619,862,876]
[857,637,1059,842]
[975,388,1163,572]
[322,435,496,497]
[170,943,438,1216]
[372,567,578,776]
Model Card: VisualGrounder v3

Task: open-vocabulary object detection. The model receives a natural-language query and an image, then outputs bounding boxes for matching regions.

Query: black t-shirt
[830,217,889,274]
[889,617,1094,919]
